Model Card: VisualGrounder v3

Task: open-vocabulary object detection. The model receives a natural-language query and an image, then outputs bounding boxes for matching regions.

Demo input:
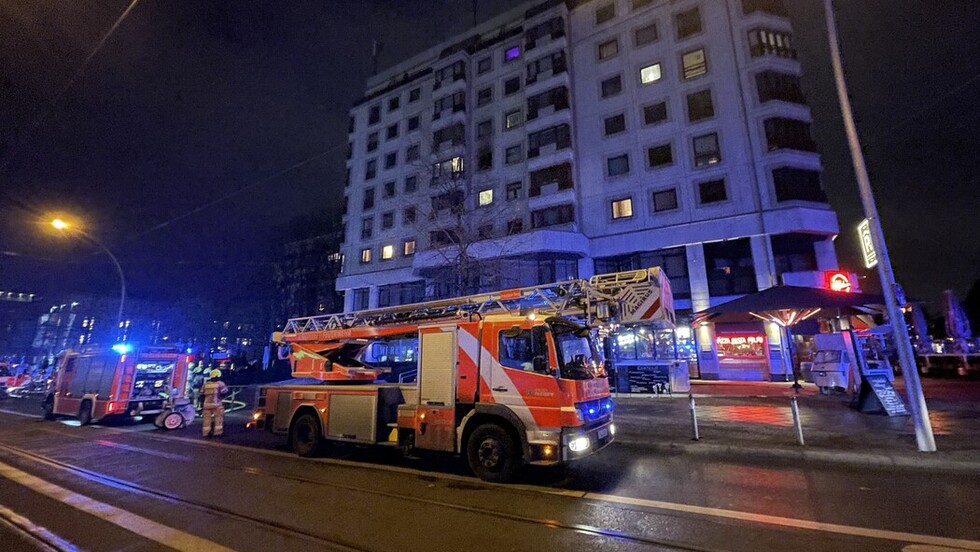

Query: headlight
[568,436,590,452]
[609,423,616,436]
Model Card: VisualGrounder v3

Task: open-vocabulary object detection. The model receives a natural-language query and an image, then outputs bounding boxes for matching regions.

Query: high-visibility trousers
[202,405,224,436]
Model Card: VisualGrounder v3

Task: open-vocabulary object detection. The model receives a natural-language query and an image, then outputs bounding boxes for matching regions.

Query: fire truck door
[415,329,456,452]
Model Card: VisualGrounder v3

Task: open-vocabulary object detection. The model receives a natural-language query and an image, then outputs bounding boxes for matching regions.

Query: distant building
[0,290,44,358]
[276,230,345,321]
[337,0,844,381]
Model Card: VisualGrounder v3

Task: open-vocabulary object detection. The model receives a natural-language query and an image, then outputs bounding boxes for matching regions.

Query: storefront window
[611,329,678,361]
[716,334,766,359]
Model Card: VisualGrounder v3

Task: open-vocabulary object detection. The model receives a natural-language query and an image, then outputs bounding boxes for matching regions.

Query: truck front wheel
[466,423,520,483]
[290,412,323,457]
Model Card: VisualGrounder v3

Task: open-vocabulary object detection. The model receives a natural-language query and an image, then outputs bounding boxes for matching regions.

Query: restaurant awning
[694,286,886,326]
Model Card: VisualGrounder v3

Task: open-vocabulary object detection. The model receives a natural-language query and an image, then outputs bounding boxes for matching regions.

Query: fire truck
[42,344,191,425]
[251,267,674,482]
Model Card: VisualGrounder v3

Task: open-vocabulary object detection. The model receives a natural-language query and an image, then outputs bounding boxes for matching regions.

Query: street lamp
[50,218,127,330]
[823,0,936,451]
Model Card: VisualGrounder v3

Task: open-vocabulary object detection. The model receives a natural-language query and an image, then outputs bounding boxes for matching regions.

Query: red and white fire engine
[43,344,191,424]
[251,267,674,482]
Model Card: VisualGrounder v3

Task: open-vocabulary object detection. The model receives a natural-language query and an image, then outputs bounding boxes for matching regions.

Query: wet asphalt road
[0,396,978,552]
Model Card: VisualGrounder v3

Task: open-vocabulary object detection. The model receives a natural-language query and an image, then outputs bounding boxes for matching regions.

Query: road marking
[0,408,42,419]
[0,460,238,552]
[583,492,980,550]
[93,439,191,461]
[903,546,976,551]
[0,503,79,552]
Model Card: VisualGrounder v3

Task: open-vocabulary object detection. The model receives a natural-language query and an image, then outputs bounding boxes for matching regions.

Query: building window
[361,217,373,239]
[381,244,394,260]
[403,240,416,256]
[604,113,626,136]
[600,74,623,98]
[431,190,464,213]
[403,205,416,224]
[692,132,721,166]
[686,89,715,121]
[367,132,378,152]
[477,119,493,138]
[530,162,573,196]
[378,281,425,307]
[479,189,494,206]
[363,187,376,210]
[507,218,524,235]
[756,71,806,104]
[504,45,521,63]
[384,152,397,169]
[595,3,615,25]
[647,143,673,167]
[652,188,678,212]
[386,124,398,139]
[506,181,522,200]
[526,50,567,84]
[743,0,788,16]
[675,7,702,39]
[383,181,396,198]
[525,16,564,50]
[505,109,524,130]
[433,91,465,119]
[477,224,494,239]
[477,86,493,106]
[607,153,630,177]
[527,86,569,120]
[477,56,492,74]
[681,48,707,79]
[594,246,690,299]
[632,0,654,8]
[771,233,817,279]
[598,38,619,60]
[429,228,459,248]
[642,101,668,125]
[527,123,571,157]
[382,211,394,229]
[639,62,662,84]
[531,204,575,228]
[406,144,420,162]
[764,118,817,152]
[365,159,377,180]
[409,87,421,103]
[434,60,466,88]
[407,115,420,131]
[432,156,465,183]
[360,248,372,264]
[432,122,465,148]
[704,238,757,296]
[368,104,380,125]
[634,22,658,46]
[773,167,826,202]
[698,179,728,204]
[611,197,633,219]
[748,28,796,59]
[477,145,493,171]
[352,287,370,310]
[404,175,418,193]
[388,96,400,112]
[504,76,521,96]
[505,144,523,165]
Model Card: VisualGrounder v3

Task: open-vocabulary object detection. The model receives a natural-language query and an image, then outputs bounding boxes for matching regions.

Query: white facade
[337,0,842,380]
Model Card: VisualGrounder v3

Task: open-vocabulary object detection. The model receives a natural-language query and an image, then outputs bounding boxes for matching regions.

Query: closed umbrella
[943,290,972,340]
[909,302,931,353]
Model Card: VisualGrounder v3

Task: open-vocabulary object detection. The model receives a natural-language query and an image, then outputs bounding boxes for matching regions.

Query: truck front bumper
[561,420,615,462]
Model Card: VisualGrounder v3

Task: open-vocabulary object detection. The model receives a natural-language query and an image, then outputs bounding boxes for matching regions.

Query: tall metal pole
[77,230,127,329]
[823,0,936,451]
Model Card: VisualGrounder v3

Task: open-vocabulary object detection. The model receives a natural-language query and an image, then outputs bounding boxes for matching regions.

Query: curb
[613,437,980,474]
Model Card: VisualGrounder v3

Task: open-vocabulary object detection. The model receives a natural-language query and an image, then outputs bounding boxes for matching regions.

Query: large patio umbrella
[694,286,887,390]
[943,289,972,340]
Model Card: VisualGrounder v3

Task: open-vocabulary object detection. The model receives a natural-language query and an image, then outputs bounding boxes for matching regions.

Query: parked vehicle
[250,267,674,482]
[43,345,191,424]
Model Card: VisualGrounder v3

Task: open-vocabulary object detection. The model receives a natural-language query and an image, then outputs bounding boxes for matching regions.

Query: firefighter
[201,369,229,437]
[189,366,206,411]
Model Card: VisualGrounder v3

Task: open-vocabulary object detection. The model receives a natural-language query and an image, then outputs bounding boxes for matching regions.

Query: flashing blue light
[186,348,193,354]
[111,343,132,355]
[588,407,596,416]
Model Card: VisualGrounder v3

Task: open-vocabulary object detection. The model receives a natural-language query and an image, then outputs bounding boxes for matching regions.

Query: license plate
[597,427,609,439]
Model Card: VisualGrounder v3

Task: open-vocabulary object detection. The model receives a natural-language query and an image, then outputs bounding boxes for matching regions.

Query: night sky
[1,0,978,313]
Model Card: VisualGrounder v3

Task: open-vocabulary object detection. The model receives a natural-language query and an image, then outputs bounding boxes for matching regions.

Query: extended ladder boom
[281,267,674,337]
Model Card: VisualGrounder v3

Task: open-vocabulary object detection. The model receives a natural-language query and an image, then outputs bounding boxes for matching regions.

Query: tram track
[0,425,724,552]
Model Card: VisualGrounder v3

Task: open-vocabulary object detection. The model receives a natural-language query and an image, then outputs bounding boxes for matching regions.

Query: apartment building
[337,0,842,380]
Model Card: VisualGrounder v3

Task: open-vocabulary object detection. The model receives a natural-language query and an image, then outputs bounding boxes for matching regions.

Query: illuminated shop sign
[715,334,766,359]
[824,271,853,293]
[716,336,764,345]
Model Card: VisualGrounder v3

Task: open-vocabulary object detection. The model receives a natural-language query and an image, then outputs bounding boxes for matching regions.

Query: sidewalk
[611,378,980,473]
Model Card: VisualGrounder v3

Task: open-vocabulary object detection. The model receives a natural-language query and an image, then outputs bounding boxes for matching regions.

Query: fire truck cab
[252,267,673,482]
[43,345,191,425]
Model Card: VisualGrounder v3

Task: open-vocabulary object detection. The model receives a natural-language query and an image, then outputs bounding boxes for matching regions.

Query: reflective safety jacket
[202,380,229,408]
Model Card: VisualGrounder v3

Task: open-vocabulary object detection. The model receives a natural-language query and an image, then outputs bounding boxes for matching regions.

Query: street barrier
[791,397,805,446]
[688,394,700,441]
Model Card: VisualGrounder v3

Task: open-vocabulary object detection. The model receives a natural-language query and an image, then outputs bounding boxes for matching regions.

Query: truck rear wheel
[289,412,323,457]
[466,423,520,483]
[78,400,93,426]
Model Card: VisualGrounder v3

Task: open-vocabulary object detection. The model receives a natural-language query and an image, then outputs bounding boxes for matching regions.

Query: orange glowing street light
[49,217,127,328]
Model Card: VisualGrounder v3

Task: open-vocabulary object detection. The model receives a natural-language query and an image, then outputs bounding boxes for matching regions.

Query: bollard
[688,394,700,441]
[790,396,805,446]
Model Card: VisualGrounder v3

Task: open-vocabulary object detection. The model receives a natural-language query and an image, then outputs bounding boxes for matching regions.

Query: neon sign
[824,271,853,293]
[716,336,764,345]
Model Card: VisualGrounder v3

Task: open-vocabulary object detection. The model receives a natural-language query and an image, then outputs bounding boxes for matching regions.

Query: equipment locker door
[415,328,457,451]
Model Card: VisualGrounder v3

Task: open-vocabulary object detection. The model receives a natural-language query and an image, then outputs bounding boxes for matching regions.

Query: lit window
[640,63,662,84]
[360,248,372,263]
[479,189,494,206]
[505,109,524,129]
[611,197,633,219]
[404,240,416,256]
[381,244,394,260]
[504,45,521,62]
[682,48,707,79]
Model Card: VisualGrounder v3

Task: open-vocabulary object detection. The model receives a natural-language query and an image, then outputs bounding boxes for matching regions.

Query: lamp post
[822,0,936,451]
[51,219,127,330]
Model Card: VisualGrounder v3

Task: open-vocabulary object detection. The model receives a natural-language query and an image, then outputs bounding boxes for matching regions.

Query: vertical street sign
[858,219,878,268]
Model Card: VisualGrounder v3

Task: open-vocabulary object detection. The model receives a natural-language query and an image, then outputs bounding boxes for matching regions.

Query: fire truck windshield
[550,320,604,380]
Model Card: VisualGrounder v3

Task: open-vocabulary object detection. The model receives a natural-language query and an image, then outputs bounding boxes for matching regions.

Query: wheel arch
[458,404,529,461]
